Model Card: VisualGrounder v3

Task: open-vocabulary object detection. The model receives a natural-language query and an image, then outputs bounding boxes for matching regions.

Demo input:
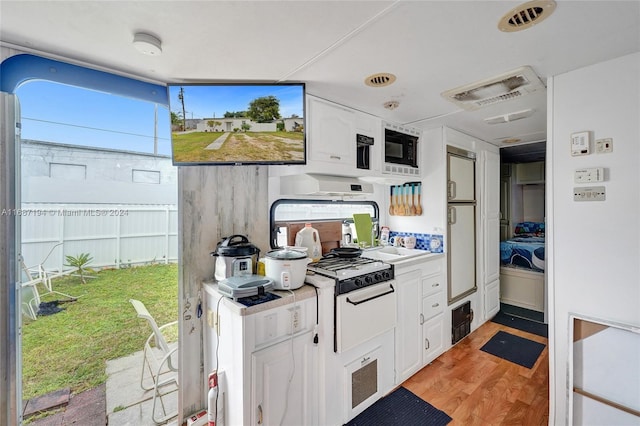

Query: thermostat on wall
[571,131,591,156]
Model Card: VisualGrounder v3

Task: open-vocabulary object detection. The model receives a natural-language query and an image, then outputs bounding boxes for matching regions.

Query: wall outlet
[595,138,613,153]
[290,306,302,333]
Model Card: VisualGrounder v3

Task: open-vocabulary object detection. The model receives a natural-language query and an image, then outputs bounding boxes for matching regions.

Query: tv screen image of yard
[169,84,305,164]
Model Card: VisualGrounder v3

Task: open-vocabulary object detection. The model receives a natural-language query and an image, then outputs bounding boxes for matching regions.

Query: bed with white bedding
[499,222,545,312]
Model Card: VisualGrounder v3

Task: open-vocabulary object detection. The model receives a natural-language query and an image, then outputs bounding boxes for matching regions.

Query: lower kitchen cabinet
[252,331,316,426]
[422,314,445,364]
[394,255,446,384]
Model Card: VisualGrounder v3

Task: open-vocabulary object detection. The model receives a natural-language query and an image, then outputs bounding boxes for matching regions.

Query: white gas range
[305,255,397,423]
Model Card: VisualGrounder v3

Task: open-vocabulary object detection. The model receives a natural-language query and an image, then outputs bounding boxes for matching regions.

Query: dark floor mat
[491,310,548,337]
[480,330,545,369]
[345,386,451,426]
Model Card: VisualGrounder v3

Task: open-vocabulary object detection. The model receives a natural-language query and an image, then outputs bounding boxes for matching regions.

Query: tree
[241,122,251,132]
[171,112,182,126]
[247,96,281,123]
[64,253,93,284]
[207,120,221,131]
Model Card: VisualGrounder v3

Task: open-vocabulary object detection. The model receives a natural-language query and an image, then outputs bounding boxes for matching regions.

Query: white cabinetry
[516,161,545,184]
[203,285,318,426]
[307,96,355,169]
[395,256,445,384]
[252,331,316,426]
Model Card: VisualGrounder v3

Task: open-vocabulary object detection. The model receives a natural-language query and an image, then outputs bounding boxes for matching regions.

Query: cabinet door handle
[419,313,425,325]
[258,404,263,424]
[448,180,456,199]
[330,155,342,160]
[432,282,439,287]
[432,303,439,308]
[425,338,430,350]
[448,206,457,225]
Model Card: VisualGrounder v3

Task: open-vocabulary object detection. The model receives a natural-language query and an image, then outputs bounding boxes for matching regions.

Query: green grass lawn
[171,131,304,163]
[22,263,178,400]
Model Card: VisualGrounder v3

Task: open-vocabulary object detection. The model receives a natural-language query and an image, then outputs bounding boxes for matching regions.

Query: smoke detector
[365,73,396,87]
[441,66,545,111]
[498,0,557,32]
[133,32,162,56]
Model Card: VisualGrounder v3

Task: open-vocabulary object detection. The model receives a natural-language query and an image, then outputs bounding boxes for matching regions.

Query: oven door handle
[346,284,395,306]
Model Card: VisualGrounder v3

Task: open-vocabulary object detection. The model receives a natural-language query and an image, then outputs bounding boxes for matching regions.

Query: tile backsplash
[389,231,444,253]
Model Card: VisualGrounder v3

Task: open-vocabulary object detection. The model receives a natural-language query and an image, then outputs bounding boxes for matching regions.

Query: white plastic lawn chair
[20,255,77,320]
[129,299,179,424]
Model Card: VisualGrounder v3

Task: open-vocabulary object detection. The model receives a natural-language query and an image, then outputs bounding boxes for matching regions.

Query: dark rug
[500,303,544,322]
[491,310,548,337]
[37,301,65,316]
[345,386,451,426]
[480,330,545,369]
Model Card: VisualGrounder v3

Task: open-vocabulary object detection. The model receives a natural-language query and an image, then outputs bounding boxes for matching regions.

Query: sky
[15,81,305,157]
[167,84,304,120]
[17,80,172,156]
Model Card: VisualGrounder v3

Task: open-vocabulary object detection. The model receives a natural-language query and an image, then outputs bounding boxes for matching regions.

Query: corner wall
[548,52,640,424]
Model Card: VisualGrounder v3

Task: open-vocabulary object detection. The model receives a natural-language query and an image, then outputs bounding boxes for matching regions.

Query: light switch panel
[571,131,591,156]
[574,186,605,201]
[595,138,613,153]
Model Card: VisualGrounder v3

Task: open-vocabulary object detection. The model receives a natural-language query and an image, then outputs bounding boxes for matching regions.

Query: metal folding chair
[129,299,178,424]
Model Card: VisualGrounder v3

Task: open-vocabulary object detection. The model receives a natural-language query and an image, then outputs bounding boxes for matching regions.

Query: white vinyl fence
[18,203,178,273]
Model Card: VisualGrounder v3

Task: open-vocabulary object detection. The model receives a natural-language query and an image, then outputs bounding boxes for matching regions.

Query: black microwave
[383,123,421,176]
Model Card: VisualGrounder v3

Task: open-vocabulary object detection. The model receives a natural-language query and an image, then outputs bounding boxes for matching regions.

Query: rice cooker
[211,235,261,282]
[263,248,311,290]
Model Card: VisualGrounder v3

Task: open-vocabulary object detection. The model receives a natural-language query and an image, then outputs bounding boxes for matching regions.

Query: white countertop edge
[203,281,317,316]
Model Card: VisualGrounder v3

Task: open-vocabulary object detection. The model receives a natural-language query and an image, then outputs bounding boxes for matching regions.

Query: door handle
[425,338,430,350]
[419,313,425,325]
[448,180,456,200]
[257,404,263,424]
[346,284,395,306]
[448,206,457,225]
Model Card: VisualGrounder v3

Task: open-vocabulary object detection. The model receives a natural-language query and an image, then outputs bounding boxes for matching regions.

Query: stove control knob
[354,278,363,287]
[374,273,382,282]
[364,275,373,284]
[383,271,391,280]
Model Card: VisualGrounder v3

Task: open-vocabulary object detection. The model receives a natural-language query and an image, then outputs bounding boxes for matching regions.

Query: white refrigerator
[446,146,477,305]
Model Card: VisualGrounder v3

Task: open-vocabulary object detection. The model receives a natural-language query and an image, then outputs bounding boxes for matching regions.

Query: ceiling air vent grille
[365,73,396,87]
[498,0,557,32]
[441,66,545,111]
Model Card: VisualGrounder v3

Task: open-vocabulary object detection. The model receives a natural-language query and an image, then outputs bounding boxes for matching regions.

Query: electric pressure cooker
[211,235,261,282]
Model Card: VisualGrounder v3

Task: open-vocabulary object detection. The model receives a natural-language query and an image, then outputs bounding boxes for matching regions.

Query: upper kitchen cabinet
[515,161,545,184]
[307,96,356,171]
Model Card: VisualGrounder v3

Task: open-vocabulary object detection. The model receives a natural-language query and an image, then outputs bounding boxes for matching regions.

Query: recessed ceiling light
[498,0,556,32]
[365,73,396,87]
[133,32,162,56]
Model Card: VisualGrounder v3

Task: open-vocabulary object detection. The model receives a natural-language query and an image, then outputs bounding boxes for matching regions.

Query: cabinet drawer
[422,292,444,321]
[422,274,444,297]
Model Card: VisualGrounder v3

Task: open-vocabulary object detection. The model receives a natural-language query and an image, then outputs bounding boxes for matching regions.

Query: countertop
[203,280,318,316]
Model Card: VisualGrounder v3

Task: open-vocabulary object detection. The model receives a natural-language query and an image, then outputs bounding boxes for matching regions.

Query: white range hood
[280,173,373,196]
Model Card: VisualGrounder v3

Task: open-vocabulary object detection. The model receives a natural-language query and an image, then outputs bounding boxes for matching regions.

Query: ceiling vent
[441,66,545,111]
[498,0,557,32]
[365,73,396,87]
[484,108,534,125]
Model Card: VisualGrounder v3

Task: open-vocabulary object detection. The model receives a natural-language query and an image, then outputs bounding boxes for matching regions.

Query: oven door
[336,281,397,353]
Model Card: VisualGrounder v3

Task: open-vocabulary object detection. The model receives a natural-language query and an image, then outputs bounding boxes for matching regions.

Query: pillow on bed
[514,222,545,237]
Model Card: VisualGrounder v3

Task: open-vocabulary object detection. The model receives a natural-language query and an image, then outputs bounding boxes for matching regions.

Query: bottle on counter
[379,226,390,246]
[295,223,322,261]
[341,221,352,247]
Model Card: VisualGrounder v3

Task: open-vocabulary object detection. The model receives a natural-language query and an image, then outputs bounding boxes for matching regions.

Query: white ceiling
[1,1,639,152]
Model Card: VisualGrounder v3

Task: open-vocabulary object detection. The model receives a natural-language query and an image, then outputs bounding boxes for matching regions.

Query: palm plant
[64,253,93,284]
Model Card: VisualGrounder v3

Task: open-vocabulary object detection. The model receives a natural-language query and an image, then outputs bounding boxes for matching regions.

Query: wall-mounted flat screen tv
[167,83,306,166]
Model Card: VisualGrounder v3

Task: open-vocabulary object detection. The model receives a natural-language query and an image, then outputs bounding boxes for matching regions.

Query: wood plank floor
[403,319,549,426]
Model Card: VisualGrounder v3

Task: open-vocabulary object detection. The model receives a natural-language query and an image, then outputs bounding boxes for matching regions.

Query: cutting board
[352,213,374,246]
